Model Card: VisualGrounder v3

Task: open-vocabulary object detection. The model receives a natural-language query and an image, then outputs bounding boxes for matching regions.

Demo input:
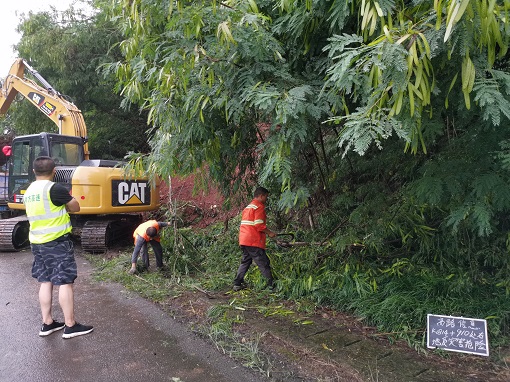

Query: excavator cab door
[8,136,45,204]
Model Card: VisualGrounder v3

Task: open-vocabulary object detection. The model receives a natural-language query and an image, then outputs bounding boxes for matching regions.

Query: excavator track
[81,216,141,253]
[0,216,30,251]
[0,215,141,253]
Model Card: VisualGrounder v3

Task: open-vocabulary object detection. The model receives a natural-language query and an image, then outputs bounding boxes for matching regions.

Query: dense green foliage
[147,211,509,351]
[95,0,510,350]
[101,0,510,204]
[3,2,150,159]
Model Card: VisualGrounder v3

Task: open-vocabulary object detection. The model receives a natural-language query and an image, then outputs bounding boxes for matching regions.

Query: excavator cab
[8,132,85,206]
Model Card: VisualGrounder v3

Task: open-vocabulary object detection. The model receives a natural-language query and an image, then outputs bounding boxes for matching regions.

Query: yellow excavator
[0,58,160,251]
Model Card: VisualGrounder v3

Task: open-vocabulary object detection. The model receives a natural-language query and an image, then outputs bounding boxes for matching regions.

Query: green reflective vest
[24,180,72,244]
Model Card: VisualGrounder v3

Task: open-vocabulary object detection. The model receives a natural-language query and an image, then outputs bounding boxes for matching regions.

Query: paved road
[0,249,265,382]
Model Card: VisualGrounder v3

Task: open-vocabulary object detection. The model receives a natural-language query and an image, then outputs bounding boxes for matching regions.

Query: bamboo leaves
[461,54,475,109]
[360,0,388,39]
[438,0,510,65]
[325,0,510,156]
[443,0,471,42]
[217,21,236,46]
[397,31,433,118]
[361,0,378,37]
[325,22,433,153]
[435,0,510,109]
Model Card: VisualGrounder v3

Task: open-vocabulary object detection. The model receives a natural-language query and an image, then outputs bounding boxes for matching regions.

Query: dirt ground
[160,176,243,228]
[151,284,510,382]
[93,247,510,381]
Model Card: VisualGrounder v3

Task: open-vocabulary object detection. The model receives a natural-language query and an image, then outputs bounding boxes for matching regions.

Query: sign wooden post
[427,314,489,356]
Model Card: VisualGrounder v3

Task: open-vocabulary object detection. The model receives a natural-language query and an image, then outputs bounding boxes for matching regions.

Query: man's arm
[50,183,80,213]
[262,228,276,238]
[254,207,276,237]
[65,198,80,213]
[132,235,145,256]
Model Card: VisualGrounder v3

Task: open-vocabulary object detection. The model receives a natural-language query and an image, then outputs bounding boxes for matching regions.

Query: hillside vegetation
[104,0,510,351]
[4,0,510,352]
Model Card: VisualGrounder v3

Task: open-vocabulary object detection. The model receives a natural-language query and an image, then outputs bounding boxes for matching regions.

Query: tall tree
[100,0,339,202]
[101,0,510,207]
[323,0,510,155]
[6,1,151,159]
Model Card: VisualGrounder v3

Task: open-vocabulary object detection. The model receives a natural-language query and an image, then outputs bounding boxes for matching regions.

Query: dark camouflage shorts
[31,238,77,285]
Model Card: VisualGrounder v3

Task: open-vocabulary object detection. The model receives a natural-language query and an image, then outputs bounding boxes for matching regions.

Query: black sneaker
[39,320,65,336]
[62,323,94,339]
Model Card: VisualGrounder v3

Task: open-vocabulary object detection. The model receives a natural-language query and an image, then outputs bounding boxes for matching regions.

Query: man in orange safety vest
[233,187,276,291]
[128,220,171,274]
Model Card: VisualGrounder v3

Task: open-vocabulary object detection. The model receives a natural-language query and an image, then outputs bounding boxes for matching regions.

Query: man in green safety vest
[24,156,93,339]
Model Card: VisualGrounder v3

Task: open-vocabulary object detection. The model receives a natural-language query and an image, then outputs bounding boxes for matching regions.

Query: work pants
[131,235,164,269]
[234,245,273,286]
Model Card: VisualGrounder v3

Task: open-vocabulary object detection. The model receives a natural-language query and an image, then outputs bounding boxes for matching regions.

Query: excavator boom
[0,59,89,158]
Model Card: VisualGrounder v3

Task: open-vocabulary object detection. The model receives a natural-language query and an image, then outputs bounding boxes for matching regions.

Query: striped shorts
[31,237,77,285]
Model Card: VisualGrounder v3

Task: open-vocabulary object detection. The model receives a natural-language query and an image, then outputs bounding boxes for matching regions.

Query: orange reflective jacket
[133,220,161,243]
[239,199,267,249]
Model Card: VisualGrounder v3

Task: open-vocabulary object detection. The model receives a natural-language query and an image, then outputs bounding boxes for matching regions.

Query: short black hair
[146,227,157,237]
[33,156,55,176]
[254,186,269,198]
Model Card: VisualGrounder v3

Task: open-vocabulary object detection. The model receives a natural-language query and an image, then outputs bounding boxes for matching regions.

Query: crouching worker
[129,220,170,274]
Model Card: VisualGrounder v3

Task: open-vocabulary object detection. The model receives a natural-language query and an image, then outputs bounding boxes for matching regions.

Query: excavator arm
[0,59,89,158]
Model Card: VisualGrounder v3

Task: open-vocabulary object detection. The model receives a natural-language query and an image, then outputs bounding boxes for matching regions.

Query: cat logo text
[111,180,151,206]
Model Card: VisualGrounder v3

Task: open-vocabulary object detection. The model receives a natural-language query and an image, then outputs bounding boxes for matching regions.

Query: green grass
[86,217,510,355]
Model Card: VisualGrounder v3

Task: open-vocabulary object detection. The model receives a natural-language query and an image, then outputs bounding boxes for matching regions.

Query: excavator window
[50,142,82,166]
[11,141,30,176]
[11,138,47,177]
